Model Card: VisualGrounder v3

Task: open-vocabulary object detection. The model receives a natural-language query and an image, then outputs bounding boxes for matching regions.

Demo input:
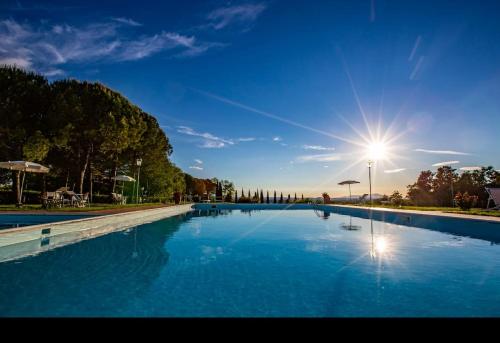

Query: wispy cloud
[459,166,481,171]
[189,165,203,170]
[272,136,282,142]
[237,137,256,142]
[194,159,203,164]
[177,126,234,149]
[0,18,222,75]
[111,17,142,26]
[384,168,406,173]
[302,145,335,151]
[432,161,460,167]
[206,3,267,30]
[415,148,469,155]
[296,153,342,163]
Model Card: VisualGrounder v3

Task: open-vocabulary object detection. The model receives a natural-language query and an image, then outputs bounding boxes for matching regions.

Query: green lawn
[0,203,174,212]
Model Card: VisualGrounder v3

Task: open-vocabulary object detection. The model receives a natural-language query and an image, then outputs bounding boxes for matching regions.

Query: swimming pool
[0,214,95,230]
[0,207,499,317]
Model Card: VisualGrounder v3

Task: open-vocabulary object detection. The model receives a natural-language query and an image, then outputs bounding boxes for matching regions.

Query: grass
[350,203,500,218]
[0,202,174,212]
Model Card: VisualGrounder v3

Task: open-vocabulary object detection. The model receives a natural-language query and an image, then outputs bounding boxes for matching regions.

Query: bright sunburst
[366,141,389,161]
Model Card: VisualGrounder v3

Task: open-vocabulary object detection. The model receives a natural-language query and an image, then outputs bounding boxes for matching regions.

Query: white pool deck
[0,204,193,262]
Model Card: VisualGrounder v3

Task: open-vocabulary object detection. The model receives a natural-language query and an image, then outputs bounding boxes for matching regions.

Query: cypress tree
[287,194,291,203]
[248,190,251,198]
[294,193,297,202]
[301,194,304,200]
[279,192,283,203]
[235,190,238,203]
[274,190,277,203]
[266,191,269,204]
[260,189,264,203]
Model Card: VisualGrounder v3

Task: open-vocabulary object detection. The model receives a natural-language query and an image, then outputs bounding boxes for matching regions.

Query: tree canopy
[0,66,186,202]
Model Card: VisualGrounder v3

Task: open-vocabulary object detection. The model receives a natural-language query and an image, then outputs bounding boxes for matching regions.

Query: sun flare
[366,141,389,161]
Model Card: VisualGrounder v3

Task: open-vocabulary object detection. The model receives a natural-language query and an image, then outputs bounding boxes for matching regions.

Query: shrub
[454,192,478,210]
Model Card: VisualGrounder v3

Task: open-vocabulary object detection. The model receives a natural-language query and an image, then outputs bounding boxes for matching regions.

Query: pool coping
[0,204,194,262]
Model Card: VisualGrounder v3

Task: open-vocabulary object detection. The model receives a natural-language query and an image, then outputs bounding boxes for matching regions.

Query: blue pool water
[0,208,499,317]
[0,214,95,230]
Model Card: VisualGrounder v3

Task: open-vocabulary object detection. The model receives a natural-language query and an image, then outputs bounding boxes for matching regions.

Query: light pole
[368,160,374,206]
[136,158,142,204]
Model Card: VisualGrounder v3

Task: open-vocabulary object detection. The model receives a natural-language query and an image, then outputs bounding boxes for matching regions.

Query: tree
[266,191,269,204]
[407,170,434,206]
[260,189,264,203]
[389,190,403,206]
[274,190,277,203]
[279,192,283,203]
[234,190,238,203]
[432,166,458,206]
[294,193,297,202]
[287,194,291,203]
[0,66,51,203]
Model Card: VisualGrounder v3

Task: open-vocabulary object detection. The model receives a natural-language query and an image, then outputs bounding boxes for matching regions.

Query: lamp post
[136,158,142,204]
[368,160,374,206]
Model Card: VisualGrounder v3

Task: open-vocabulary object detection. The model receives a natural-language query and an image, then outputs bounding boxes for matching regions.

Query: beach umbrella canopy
[0,161,50,205]
[112,175,136,182]
[338,180,360,186]
[338,180,360,201]
[0,161,50,173]
[112,175,136,199]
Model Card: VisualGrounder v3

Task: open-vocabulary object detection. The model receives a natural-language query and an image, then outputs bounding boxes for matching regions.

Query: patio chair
[111,192,123,205]
[486,187,500,210]
[79,192,90,207]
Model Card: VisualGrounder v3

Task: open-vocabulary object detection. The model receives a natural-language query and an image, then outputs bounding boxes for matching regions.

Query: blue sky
[2,0,500,197]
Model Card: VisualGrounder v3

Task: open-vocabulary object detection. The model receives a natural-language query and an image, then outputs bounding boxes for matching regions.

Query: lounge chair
[486,187,500,210]
[111,192,124,204]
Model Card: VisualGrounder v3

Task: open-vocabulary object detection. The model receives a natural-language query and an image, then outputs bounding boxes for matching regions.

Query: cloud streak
[296,153,343,163]
[0,18,222,75]
[177,126,234,148]
[206,3,267,30]
[415,148,469,155]
[432,161,460,167]
[111,17,142,26]
[189,166,203,170]
[384,168,406,173]
[302,145,335,151]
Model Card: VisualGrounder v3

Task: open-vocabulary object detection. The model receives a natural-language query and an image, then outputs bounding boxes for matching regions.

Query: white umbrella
[112,175,136,182]
[112,175,136,199]
[338,180,360,202]
[0,161,50,205]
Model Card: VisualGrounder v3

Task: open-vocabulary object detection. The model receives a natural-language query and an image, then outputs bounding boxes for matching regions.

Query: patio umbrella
[0,161,50,205]
[112,175,136,198]
[338,180,360,202]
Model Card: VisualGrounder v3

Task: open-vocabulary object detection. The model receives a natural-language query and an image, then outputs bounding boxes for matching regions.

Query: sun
[366,141,389,161]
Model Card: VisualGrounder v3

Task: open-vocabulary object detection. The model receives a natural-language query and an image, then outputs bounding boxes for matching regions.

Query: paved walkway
[327,204,500,223]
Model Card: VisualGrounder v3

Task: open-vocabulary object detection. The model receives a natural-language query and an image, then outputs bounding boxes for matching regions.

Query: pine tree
[260,189,264,203]
[280,192,283,203]
[266,191,269,204]
[274,190,277,203]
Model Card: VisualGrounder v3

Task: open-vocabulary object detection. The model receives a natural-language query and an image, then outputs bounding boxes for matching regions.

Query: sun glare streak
[190,87,361,146]
[336,46,375,142]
